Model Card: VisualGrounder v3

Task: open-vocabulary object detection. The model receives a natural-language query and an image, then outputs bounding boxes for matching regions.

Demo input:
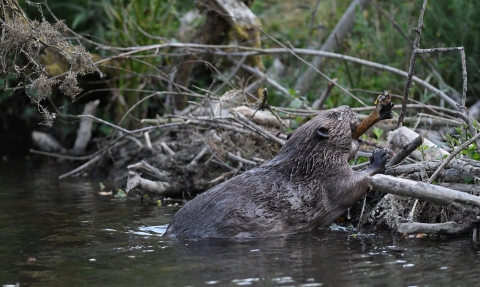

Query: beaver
[164,105,388,238]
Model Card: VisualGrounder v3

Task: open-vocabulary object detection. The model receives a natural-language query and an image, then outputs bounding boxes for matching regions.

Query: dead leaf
[416,233,427,239]
[98,191,112,196]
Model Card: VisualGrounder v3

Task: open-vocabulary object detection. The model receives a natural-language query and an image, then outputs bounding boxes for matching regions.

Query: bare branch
[397,0,428,129]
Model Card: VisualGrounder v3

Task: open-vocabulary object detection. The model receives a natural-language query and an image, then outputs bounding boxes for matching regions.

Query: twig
[312,78,337,110]
[144,131,152,150]
[227,152,257,166]
[30,149,94,160]
[234,111,285,146]
[386,135,423,168]
[58,154,102,180]
[415,47,464,54]
[78,114,130,134]
[160,142,175,156]
[201,139,236,172]
[397,0,428,129]
[116,91,205,126]
[357,194,368,231]
[212,55,246,95]
[225,55,290,96]
[352,91,393,139]
[171,116,249,134]
[274,103,458,117]
[460,48,468,106]
[250,88,287,129]
[209,171,235,184]
[189,146,209,166]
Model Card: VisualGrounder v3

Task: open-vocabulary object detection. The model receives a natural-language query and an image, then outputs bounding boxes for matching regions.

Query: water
[1,160,480,287]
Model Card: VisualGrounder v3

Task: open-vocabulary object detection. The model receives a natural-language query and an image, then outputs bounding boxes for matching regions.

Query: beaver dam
[29,88,480,241]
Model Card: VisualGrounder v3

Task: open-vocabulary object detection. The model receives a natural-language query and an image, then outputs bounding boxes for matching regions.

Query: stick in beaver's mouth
[352,91,394,139]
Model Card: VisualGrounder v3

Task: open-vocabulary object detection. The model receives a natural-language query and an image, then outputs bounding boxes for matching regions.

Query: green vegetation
[372,127,384,143]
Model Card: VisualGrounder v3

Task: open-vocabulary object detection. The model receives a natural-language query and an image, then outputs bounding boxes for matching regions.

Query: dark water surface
[1,160,480,287]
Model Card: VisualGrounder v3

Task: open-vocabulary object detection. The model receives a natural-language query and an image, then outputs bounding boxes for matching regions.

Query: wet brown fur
[164,106,386,238]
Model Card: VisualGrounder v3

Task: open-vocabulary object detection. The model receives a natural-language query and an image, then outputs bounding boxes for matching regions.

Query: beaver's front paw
[368,148,390,174]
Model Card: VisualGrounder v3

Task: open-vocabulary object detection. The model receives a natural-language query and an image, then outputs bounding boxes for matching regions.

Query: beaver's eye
[316,126,329,139]
[286,131,294,140]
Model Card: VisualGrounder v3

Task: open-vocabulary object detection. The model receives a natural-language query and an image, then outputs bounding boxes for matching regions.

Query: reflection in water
[1,160,480,286]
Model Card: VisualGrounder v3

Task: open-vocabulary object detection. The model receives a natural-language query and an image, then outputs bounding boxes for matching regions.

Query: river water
[1,160,479,287]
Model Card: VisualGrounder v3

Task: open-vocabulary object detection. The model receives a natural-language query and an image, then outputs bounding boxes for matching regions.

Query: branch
[352,91,393,139]
[367,174,480,215]
[386,135,423,168]
[234,111,285,146]
[396,222,469,235]
[397,0,428,129]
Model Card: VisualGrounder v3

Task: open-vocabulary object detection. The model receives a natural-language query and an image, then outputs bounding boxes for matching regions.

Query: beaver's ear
[316,126,329,139]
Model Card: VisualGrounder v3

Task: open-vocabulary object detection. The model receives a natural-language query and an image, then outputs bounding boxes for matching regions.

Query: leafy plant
[417,144,429,161]
[372,127,384,143]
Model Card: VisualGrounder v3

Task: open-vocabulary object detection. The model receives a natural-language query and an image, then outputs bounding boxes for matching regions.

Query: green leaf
[114,189,127,198]
[289,98,302,109]
[372,127,384,141]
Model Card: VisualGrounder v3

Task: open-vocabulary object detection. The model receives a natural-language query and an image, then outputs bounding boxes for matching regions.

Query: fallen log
[437,182,480,195]
[386,159,480,182]
[367,174,480,215]
[31,131,66,153]
[396,221,469,235]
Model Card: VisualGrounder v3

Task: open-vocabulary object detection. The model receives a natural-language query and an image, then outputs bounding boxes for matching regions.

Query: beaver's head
[273,106,359,175]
